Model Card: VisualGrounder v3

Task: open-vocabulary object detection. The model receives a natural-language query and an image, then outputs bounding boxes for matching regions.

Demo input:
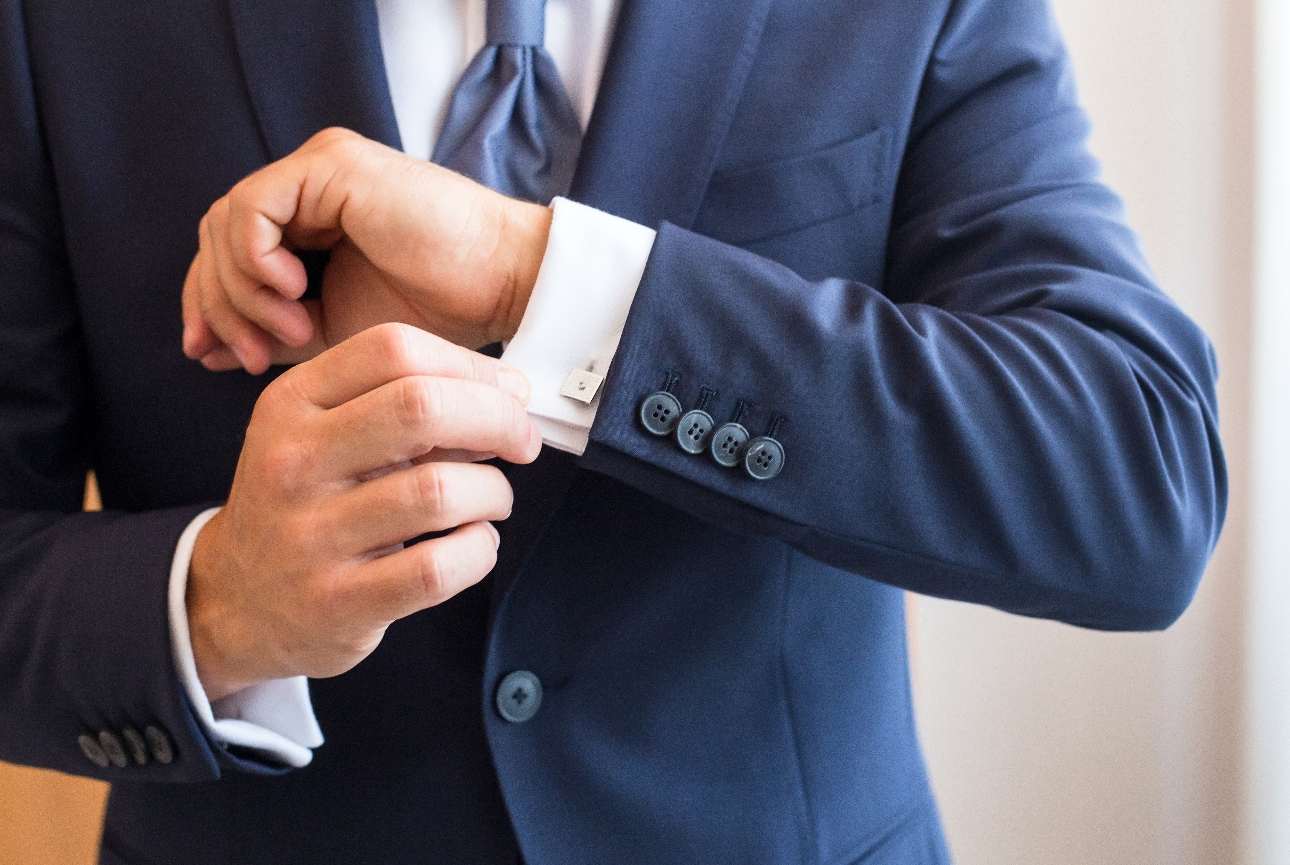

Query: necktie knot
[486,0,546,46]
[434,0,580,204]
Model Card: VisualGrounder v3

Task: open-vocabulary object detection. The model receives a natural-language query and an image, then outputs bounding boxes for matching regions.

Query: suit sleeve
[0,0,280,780]
[580,0,1226,631]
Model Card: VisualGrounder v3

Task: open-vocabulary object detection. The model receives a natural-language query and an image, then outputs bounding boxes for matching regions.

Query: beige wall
[911,0,1256,862]
[0,764,106,865]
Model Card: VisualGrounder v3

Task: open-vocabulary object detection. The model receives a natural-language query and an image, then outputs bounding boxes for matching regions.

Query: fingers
[225,128,371,287]
[268,300,329,367]
[339,521,501,625]
[283,322,528,410]
[181,256,223,360]
[319,461,512,557]
[207,200,316,355]
[313,373,538,477]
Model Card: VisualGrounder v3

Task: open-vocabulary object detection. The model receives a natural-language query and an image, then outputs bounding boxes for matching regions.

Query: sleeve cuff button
[77,733,109,769]
[640,391,682,435]
[145,725,175,764]
[744,436,785,480]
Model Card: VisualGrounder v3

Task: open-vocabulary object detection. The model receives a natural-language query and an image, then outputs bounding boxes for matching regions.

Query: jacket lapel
[224,0,775,613]
[571,0,775,229]
[490,0,775,612]
[226,0,402,159]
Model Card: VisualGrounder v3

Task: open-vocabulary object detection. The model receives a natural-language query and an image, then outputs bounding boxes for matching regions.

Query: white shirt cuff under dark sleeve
[502,197,657,456]
[168,507,323,768]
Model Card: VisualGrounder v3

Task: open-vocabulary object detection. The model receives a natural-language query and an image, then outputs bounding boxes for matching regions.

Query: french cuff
[501,196,656,456]
[168,508,323,768]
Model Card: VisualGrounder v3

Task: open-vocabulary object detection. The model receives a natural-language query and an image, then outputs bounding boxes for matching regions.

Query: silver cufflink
[560,367,605,405]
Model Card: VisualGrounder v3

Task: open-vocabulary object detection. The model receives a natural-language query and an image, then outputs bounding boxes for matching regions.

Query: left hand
[181,127,553,374]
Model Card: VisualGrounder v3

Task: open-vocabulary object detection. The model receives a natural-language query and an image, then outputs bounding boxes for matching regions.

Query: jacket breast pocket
[695,126,892,247]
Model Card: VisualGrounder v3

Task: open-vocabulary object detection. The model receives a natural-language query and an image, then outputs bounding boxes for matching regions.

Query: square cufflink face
[561,368,605,404]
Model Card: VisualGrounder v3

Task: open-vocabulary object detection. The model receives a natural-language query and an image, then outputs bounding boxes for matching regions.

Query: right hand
[187,323,542,702]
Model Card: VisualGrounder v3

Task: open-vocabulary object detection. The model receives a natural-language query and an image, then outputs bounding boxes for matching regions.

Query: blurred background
[914,0,1289,863]
[1,0,1287,862]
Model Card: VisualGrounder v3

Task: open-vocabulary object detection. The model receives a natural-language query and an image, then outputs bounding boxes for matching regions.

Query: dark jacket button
[98,730,128,768]
[77,734,110,769]
[675,409,715,453]
[639,392,682,435]
[496,670,543,723]
[710,422,749,466]
[744,436,785,480]
[145,725,174,764]
[121,726,150,765]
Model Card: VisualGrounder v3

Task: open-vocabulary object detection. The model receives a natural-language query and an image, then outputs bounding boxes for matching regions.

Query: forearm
[582,217,1222,630]
[0,506,224,780]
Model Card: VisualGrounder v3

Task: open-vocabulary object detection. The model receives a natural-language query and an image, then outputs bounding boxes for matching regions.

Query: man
[0,0,1226,863]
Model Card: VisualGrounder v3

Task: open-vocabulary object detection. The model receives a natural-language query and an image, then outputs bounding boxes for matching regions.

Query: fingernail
[496,366,530,405]
[485,522,501,549]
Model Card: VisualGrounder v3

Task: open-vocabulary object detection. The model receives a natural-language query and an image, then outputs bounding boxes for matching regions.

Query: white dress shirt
[167,0,658,766]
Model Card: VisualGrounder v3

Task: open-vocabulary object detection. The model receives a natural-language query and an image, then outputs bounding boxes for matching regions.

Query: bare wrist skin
[187,511,260,703]
[494,199,553,345]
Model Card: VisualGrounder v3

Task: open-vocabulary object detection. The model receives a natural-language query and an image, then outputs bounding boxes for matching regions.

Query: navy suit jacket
[0,0,1226,863]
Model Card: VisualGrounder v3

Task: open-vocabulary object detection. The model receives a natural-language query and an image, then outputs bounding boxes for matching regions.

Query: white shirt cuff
[501,197,656,456]
[168,507,324,768]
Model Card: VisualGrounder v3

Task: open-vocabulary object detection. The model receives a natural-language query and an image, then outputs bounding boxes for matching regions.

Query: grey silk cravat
[431,0,583,204]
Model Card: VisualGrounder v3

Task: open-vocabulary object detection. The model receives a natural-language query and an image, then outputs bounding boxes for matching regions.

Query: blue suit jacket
[0,0,1226,862]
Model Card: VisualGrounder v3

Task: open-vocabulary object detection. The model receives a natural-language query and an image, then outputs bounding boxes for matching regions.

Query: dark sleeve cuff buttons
[639,380,786,481]
[77,723,174,770]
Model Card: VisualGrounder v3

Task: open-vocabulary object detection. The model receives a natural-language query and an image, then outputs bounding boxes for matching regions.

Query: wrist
[493,200,552,344]
[187,513,256,702]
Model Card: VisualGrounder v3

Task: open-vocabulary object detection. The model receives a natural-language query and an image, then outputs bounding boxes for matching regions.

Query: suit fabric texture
[0,0,1225,863]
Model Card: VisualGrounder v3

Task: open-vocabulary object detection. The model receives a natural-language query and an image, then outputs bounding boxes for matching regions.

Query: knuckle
[315,126,357,149]
[411,464,451,517]
[225,181,252,218]
[398,376,444,433]
[260,436,312,487]
[415,546,449,603]
[496,392,526,443]
[313,127,367,165]
[266,367,309,409]
[371,322,419,373]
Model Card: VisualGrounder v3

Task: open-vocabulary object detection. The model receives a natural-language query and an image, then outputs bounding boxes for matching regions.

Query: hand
[181,127,553,374]
[187,323,542,702]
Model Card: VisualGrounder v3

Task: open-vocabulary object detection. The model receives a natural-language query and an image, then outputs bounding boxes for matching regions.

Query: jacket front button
[496,670,543,723]
[98,730,128,768]
[77,734,110,769]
